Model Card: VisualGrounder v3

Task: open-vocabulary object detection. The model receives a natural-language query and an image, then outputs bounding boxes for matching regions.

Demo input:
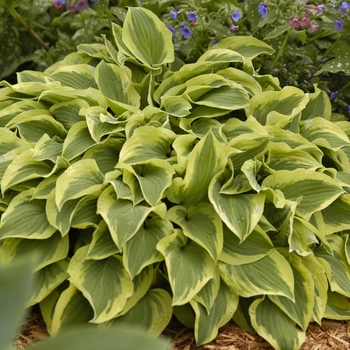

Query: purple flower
[90,0,99,3]
[315,5,324,13]
[167,25,175,36]
[334,20,343,31]
[348,105,350,113]
[76,0,89,10]
[179,23,192,39]
[188,12,198,22]
[66,3,77,11]
[211,39,220,45]
[170,10,178,20]
[258,3,268,18]
[330,91,338,100]
[309,23,318,32]
[228,23,239,32]
[232,10,242,22]
[301,17,310,27]
[339,2,350,13]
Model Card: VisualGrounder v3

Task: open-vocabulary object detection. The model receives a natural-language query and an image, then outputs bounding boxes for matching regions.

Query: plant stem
[338,79,350,93]
[273,27,292,64]
[79,11,89,39]
[8,7,49,51]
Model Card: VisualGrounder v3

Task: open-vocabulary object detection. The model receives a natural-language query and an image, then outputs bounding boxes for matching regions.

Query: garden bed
[14,310,350,350]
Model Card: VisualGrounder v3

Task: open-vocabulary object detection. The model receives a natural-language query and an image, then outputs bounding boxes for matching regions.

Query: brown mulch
[14,309,350,350]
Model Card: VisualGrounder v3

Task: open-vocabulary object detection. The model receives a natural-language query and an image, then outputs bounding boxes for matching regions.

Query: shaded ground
[14,309,350,349]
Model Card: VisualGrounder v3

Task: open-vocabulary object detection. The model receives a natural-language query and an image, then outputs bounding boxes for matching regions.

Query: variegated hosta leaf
[197,49,243,64]
[87,220,120,260]
[160,96,192,117]
[0,100,48,127]
[315,235,350,298]
[120,168,145,205]
[121,7,174,68]
[220,225,273,265]
[50,283,95,335]
[48,64,98,90]
[71,193,101,229]
[192,268,221,314]
[28,260,69,306]
[110,288,173,335]
[321,194,350,234]
[209,36,274,59]
[156,230,216,306]
[261,169,344,217]
[61,121,96,161]
[168,130,227,205]
[122,160,175,207]
[191,280,238,346]
[0,232,68,273]
[250,296,306,350]
[117,265,154,316]
[32,134,63,162]
[247,86,309,126]
[300,117,350,150]
[301,84,331,121]
[118,126,176,165]
[97,186,153,249]
[123,216,173,278]
[324,291,350,320]
[344,234,350,265]
[219,249,294,300]
[301,254,328,324]
[68,245,134,323]
[46,190,80,237]
[166,202,223,261]
[0,189,56,239]
[266,143,322,171]
[49,99,88,130]
[269,253,314,331]
[1,148,53,194]
[95,61,140,108]
[209,169,266,242]
[55,159,104,210]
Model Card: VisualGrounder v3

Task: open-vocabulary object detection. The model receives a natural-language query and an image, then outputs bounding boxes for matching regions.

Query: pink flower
[228,23,239,32]
[301,17,310,27]
[309,23,318,32]
[290,18,301,28]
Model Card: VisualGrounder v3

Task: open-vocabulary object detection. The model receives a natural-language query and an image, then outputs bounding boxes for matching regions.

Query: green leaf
[50,283,95,335]
[209,36,275,59]
[314,58,350,76]
[166,202,223,261]
[0,260,34,349]
[1,148,53,193]
[209,169,266,242]
[264,23,291,40]
[97,186,153,249]
[301,84,331,121]
[247,86,309,126]
[219,249,294,300]
[168,130,227,205]
[269,253,314,331]
[95,61,140,108]
[32,134,63,162]
[28,260,69,306]
[68,246,134,323]
[55,159,104,210]
[262,169,344,216]
[119,126,176,165]
[157,230,216,306]
[110,288,173,335]
[250,296,306,350]
[219,225,273,265]
[191,280,238,346]
[123,216,172,278]
[0,232,68,272]
[61,121,96,161]
[0,189,56,239]
[122,7,174,67]
[324,291,350,320]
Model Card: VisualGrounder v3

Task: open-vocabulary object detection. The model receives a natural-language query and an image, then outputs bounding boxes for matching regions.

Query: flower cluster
[333,1,350,31]
[52,0,99,11]
[166,7,242,39]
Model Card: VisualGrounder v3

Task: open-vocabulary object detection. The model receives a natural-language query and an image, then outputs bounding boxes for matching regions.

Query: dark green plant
[1,7,350,350]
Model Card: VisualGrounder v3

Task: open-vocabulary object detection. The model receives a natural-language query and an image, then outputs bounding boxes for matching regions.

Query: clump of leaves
[1,7,350,350]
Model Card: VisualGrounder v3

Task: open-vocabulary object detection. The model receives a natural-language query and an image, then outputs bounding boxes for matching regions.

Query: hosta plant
[0,260,171,350]
[1,7,350,350]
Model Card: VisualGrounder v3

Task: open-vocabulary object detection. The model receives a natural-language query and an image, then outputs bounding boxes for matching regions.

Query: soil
[13,308,350,350]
